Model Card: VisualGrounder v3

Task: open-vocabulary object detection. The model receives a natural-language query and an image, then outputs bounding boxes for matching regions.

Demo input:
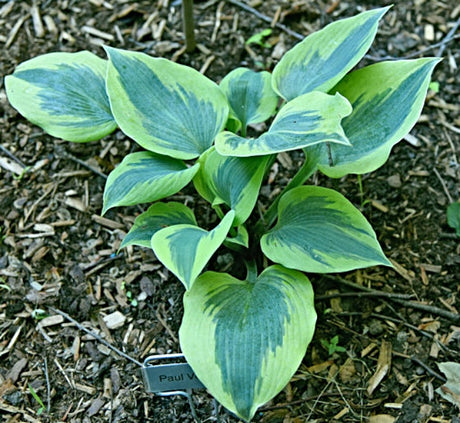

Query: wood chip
[371,200,389,213]
[74,382,96,395]
[0,325,23,358]
[0,1,14,18]
[307,360,334,374]
[82,25,114,41]
[5,13,30,48]
[0,156,25,175]
[404,133,421,147]
[420,263,442,273]
[37,314,64,328]
[92,214,125,229]
[65,197,87,212]
[87,397,106,417]
[367,340,392,396]
[33,223,54,233]
[0,402,40,423]
[30,2,45,37]
[6,358,28,383]
[102,311,126,329]
[43,15,58,34]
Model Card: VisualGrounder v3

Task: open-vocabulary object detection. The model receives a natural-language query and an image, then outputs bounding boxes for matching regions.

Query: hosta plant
[5,7,439,421]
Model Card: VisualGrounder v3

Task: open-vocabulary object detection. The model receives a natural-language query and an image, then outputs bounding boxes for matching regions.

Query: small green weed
[320,335,346,355]
[28,385,46,415]
[246,28,272,48]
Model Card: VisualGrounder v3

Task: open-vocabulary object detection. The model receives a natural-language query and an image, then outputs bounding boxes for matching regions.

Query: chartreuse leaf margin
[5,51,116,142]
[272,6,389,100]
[194,148,271,225]
[307,58,441,178]
[180,265,316,422]
[215,91,352,157]
[120,202,197,249]
[261,186,392,273]
[105,46,228,160]
[102,151,199,214]
[151,211,235,290]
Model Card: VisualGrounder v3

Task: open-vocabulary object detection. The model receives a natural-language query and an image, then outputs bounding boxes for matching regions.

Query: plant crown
[5,7,439,421]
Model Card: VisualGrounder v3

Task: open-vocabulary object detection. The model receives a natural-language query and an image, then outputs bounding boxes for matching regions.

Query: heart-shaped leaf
[120,202,197,249]
[220,68,278,131]
[102,151,199,214]
[194,148,271,225]
[261,186,392,273]
[151,211,235,290]
[5,51,116,142]
[272,7,389,100]
[180,265,316,422]
[215,91,352,157]
[105,47,229,160]
[307,58,440,178]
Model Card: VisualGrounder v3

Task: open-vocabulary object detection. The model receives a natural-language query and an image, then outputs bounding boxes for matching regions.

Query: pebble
[387,174,402,188]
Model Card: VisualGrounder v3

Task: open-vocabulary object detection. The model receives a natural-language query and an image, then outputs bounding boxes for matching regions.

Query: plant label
[142,362,205,393]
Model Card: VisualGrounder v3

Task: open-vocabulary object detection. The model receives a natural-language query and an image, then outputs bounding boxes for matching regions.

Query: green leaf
[102,151,199,214]
[447,202,460,236]
[5,51,116,142]
[307,58,440,178]
[224,225,249,249]
[194,148,271,225]
[246,28,273,48]
[215,91,352,157]
[272,7,389,101]
[220,68,278,131]
[120,202,197,249]
[151,211,235,290]
[105,47,229,160]
[180,265,316,422]
[261,186,391,273]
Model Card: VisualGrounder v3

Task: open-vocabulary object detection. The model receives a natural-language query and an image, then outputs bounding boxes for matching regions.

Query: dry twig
[226,0,304,40]
[49,307,142,367]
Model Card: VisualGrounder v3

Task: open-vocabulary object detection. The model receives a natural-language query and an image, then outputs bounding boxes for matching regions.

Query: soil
[0,0,459,422]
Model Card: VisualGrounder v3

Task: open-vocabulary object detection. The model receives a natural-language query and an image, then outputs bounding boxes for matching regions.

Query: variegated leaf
[151,211,235,290]
[272,7,389,100]
[105,47,229,160]
[261,186,391,273]
[5,51,116,142]
[120,202,197,249]
[215,91,352,157]
[306,58,441,178]
[102,151,199,214]
[194,148,271,225]
[224,225,249,249]
[220,68,278,131]
[180,265,316,422]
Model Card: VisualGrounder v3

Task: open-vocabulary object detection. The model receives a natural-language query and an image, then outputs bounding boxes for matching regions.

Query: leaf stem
[260,154,317,230]
[244,260,258,283]
[182,0,196,52]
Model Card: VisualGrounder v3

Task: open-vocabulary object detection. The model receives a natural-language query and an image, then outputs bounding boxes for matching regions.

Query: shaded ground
[0,0,459,422]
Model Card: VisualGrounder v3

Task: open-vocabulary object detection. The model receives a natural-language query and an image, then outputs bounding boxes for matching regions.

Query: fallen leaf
[367,340,392,396]
[436,361,460,408]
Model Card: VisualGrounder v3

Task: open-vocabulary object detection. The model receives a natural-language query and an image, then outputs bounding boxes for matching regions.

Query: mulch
[0,0,459,422]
